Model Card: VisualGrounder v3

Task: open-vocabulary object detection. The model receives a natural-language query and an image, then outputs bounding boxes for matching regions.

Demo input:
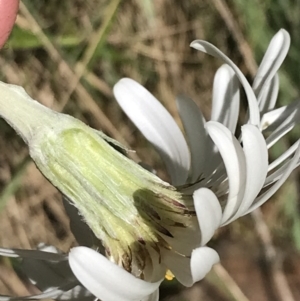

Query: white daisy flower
[0,28,298,301]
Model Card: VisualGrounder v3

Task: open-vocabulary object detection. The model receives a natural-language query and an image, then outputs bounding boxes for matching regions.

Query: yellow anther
[165,269,175,281]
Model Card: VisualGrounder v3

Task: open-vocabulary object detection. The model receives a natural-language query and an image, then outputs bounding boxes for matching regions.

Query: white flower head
[0,28,298,301]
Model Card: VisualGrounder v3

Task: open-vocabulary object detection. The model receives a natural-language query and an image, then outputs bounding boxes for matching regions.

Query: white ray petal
[0,282,82,301]
[258,74,279,115]
[245,140,300,214]
[69,247,161,301]
[191,247,220,283]
[54,285,94,301]
[11,244,92,301]
[265,100,300,148]
[265,161,291,186]
[176,94,208,182]
[206,121,246,223]
[113,78,190,186]
[268,140,300,172]
[212,64,240,133]
[253,29,290,98]
[162,246,219,287]
[190,41,260,126]
[267,125,294,148]
[224,125,268,224]
[193,188,222,245]
[260,105,286,131]
[22,253,75,285]
[0,247,66,261]
[264,149,300,186]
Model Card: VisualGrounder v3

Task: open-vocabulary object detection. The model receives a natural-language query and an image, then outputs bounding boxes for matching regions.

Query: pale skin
[0,0,19,48]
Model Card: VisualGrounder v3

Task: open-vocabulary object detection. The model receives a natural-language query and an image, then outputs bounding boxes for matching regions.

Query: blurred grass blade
[78,0,122,71]
[9,27,84,50]
[0,156,31,212]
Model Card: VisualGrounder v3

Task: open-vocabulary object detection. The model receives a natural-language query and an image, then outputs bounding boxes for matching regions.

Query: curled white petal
[191,247,220,283]
[206,121,246,223]
[246,140,300,214]
[225,125,268,223]
[69,247,161,301]
[193,188,222,245]
[190,40,260,126]
[212,64,240,133]
[253,29,290,99]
